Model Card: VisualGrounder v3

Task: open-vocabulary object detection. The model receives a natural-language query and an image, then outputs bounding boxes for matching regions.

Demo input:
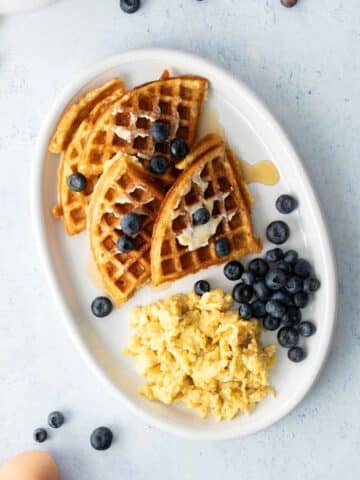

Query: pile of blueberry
[33,410,113,451]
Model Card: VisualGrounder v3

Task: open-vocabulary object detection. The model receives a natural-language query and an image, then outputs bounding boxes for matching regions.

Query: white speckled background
[0,0,359,478]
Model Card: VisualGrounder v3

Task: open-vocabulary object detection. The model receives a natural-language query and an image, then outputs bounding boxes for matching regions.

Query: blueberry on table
[241,270,256,285]
[238,302,252,320]
[120,0,141,14]
[121,212,142,236]
[232,283,253,303]
[214,237,231,257]
[266,221,290,245]
[265,300,287,318]
[285,276,303,294]
[224,260,244,281]
[298,321,316,337]
[277,327,299,348]
[265,248,283,263]
[293,291,309,308]
[253,281,271,301]
[33,428,47,443]
[251,300,266,318]
[90,426,113,451]
[170,138,190,159]
[194,280,210,296]
[48,411,64,429]
[68,173,87,192]
[248,258,269,277]
[150,121,169,143]
[150,155,169,175]
[271,289,291,305]
[281,306,301,326]
[294,258,312,279]
[192,207,210,226]
[91,297,113,318]
[276,194,297,214]
[303,277,321,293]
[265,268,287,291]
[283,249,298,264]
[117,235,135,253]
[288,346,306,363]
[262,315,281,331]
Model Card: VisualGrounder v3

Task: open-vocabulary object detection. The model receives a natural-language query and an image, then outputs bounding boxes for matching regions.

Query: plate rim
[31,48,338,440]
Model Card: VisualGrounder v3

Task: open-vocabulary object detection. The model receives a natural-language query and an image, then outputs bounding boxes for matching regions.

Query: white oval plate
[32,49,337,440]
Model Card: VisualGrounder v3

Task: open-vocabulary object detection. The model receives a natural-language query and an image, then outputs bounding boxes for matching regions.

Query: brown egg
[0,451,58,480]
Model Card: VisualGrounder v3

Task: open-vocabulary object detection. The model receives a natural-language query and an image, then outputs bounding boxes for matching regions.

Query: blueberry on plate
[170,138,190,159]
[293,291,309,308]
[262,315,281,331]
[91,297,113,318]
[265,299,287,318]
[33,428,47,443]
[117,235,135,253]
[192,207,210,226]
[285,276,303,294]
[232,283,253,303]
[288,346,306,362]
[90,426,113,451]
[294,258,312,279]
[241,270,256,285]
[238,302,252,320]
[276,260,293,275]
[265,248,283,263]
[120,0,141,14]
[194,280,210,296]
[277,326,299,348]
[48,411,64,429]
[224,260,244,281]
[271,289,291,305]
[276,194,297,214]
[251,300,266,318]
[248,258,269,277]
[253,281,271,301]
[281,306,301,326]
[68,173,87,192]
[150,155,168,175]
[150,121,169,143]
[266,221,290,245]
[298,321,316,337]
[283,249,298,264]
[265,268,287,291]
[214,237,231,257]
[121,212,142,236]
[303,277,321,293]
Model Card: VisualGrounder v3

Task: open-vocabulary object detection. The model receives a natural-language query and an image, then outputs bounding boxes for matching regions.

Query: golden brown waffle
[79,75,208,186]
[151,134,262,285]
[50,79,125,235]
[88,154,165,305]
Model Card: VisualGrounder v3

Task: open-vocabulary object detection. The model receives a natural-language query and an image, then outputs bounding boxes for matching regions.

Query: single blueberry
[265,268,287,291]
[170,138,190,159]
[271,290,291,305]
[262,315,281,331]
[194,280,210,296]
[253,281,271,301]
[265,300,287,318]
[266,221,290,245]
[276,194,297,214]
[281,306,301,326]
[117,235,135,253]
[33,428,47,443]
[298,321,316,337]
[285,276,303,294]
[90,426,113,450]
[241,270,256,285]
[192,207,210,226]
[121,212,142,236]
[68,173,87,192]
[214,237,231,257]
[288,346,306,362]
[150,155,169,175]
[294,258,312,279]
[277,327,299,348]
[91,297,113,318]
[303,277,321,293]
[224,261,244,281]
[120,0,140,13]
[232,283,254,303]
[251,300,266,318]
[277,261,293,275]
[48,411,64,429]
[293,291,309,308]
[265,248,283,263]
[150,121,169,143]
[238,302,252,320]
[283,250,298,264]
[248,258,269,277]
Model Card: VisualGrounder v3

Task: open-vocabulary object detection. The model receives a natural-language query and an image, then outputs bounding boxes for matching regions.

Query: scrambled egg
[123,289,276,421]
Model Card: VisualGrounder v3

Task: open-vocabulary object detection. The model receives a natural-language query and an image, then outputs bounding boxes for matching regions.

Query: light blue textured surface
[0,0,359,478]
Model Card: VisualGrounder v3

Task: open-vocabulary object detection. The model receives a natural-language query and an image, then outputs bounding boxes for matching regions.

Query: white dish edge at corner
[31,48,338,440]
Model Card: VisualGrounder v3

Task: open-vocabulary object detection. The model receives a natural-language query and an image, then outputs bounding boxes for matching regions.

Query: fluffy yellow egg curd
[123,289,276,421]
